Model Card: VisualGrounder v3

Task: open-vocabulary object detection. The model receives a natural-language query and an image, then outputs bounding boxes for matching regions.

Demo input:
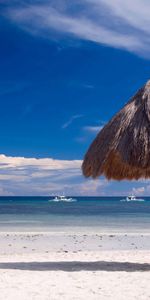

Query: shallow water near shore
[0,196,150,233]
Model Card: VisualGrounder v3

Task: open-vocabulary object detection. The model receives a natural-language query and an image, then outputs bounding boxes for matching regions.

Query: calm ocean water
[0,196,150,232]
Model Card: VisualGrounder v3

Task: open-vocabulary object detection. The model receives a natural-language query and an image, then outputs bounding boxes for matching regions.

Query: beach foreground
[0,231,150,300]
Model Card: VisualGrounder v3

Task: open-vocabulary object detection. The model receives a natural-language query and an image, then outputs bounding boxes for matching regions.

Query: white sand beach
[0,230,150,300]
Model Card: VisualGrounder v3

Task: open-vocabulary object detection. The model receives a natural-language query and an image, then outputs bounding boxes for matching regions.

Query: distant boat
[120,194,145,202]
[126,194,137,201]
[49,195,77,202]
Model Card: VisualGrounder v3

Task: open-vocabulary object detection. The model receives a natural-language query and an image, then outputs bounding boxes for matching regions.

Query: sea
[0,196,150,233]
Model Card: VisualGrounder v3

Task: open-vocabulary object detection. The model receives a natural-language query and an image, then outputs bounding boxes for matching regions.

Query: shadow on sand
[0,261,150,272]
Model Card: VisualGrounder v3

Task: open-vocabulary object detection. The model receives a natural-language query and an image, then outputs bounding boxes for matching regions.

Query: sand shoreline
[0,231,150,299]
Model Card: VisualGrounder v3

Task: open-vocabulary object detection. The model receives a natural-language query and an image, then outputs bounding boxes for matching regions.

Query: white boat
[120,194,145,202]
[49,195,76,202]
[126,194,137,201]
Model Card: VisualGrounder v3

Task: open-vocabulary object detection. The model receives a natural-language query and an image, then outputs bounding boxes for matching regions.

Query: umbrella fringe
[82,150,150,180]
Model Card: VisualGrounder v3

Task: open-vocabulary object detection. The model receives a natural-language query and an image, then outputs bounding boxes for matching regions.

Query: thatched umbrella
[82,80,150,180]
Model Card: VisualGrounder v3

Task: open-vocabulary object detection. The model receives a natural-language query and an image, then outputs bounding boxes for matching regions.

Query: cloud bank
[0,154,108,196]
[2,0,150,58]
[0,154,149,196]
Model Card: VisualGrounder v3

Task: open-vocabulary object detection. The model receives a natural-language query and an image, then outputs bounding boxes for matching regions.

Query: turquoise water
[0,196,150,232]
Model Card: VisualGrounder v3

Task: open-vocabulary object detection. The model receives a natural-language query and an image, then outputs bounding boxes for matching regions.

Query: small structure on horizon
[82,80,150,180]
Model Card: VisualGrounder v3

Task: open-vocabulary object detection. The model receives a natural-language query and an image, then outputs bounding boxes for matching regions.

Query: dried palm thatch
[82,80,150,180]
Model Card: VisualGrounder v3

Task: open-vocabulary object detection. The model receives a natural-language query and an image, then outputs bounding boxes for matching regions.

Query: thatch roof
[82,80,150,180]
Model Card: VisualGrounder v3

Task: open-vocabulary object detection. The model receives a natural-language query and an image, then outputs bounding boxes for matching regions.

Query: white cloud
[83,125,103,133]
[0,154,108,196]
[0,174,26,181]
[98,0,150,33]
[71,179,108,196]
[3,1,150,57]
[75,124,104,143]
[62,114,83,129]
[132,186,145,195]
[1,154,150,196]
[0,154,81,170]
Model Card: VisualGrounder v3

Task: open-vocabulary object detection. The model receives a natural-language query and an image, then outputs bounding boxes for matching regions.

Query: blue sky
[0,0,150,196]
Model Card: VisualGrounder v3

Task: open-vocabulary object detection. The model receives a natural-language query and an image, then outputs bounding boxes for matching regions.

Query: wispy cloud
[2,1,150,57]
[75,122,104,143]
[81,84,94,89]
[62,114,83,129]
[68,81,94,89]
[98,0,150,33]
[132,186,145,195]
[83,125,103,133]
